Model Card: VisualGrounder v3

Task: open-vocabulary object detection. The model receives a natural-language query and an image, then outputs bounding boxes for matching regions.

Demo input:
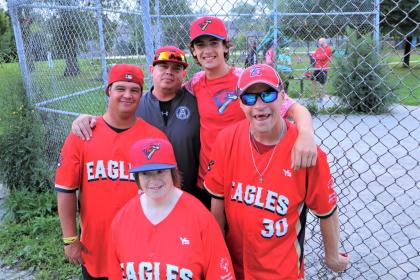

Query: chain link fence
[7,0,419,278]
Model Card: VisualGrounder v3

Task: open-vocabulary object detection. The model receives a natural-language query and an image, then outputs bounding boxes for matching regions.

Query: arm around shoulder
[286,103,317,170]
[71,114,97,141]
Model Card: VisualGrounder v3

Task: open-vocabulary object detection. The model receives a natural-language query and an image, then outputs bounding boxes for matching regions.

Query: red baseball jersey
[204,120,337,279]
[107,192,235,280]
[313,45,332,69]
[184,68,295,188]
[55,117,166,278]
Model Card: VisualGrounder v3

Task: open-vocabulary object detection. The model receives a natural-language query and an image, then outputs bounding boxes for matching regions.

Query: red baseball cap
[189,16,227,43]
[152,46,188,68]
[237,64,283,95]
[129,138,177,173]
[107,64,144,93]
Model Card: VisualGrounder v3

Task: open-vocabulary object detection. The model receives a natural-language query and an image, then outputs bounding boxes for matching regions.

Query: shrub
[0,190,80,279]
[333,31,395,113]
[0,83,52,191]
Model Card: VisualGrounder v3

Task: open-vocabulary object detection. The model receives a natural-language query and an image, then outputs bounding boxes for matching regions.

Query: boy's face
[239,83,284,136]
[191,36,228,70]
[107,81,142,116]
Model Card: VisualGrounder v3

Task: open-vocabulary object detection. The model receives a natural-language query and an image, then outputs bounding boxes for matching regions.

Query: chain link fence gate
[7,0,419,278]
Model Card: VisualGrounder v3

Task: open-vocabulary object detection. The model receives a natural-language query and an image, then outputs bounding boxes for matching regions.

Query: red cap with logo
[237,64,283,95]
[107,64,144,93]
[189,16,227,43]
[152,46,188,68]
[129,138,177,173]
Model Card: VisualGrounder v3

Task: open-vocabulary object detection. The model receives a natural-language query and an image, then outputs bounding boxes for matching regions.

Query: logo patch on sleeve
[207,160,215,171]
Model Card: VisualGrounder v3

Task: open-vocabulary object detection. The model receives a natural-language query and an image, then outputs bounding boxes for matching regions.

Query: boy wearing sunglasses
[204,64,349,279]
[185,16,317,204]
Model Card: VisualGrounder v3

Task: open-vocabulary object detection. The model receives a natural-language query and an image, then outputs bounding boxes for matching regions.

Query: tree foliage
[152,0,193,49]
[0,9,17,62]
[0,83,52,191]
[333,30,394,113]
[380,0,419,37]
[380,0,419,67]
[281,0,374,41]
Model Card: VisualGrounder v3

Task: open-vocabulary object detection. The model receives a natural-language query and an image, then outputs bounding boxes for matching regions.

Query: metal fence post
[374,0,381,52]
[95,0,108,95]
[7,0,33,102]
[154,0,162,48]
[140,0,155,86]
[273,0,278,67]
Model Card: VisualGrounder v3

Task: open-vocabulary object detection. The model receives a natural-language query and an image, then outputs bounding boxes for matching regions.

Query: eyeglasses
[154,51,187,64]
[240,91,279,106]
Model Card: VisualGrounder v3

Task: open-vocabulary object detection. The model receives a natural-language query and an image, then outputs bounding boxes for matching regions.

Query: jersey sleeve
[202,213,235,280]
[279,92,296,118]
[203,132,227,199]
[54,133,82,193]
[305,147,337,218]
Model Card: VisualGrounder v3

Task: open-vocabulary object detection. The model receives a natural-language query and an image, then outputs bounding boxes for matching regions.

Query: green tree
[333,30,394,113]
[154,0,193,49]
[51,0,117,76]
[381,0,420,67]
[0,9,16,62]
[281,0,374,42]
[230,1,256,29]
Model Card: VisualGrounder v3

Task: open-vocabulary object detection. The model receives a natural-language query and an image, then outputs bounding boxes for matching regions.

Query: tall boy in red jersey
[55,64,166,279]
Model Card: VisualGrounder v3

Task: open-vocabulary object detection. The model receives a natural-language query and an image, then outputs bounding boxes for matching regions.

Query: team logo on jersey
[207,160,215,171]
[212,90,238,114]
[143,144,160,160]
[249,65,262,77]
[125,74,133,80]
[283,169,292,177]
[220,257,229,273]
[180,237,190,245]
[176,106,190,120]
[327,178,337,204]
[199,19,212,30]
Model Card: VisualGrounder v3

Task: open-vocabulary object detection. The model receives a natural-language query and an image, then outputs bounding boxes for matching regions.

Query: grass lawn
[0,52,418,127]
[0,62,24,135]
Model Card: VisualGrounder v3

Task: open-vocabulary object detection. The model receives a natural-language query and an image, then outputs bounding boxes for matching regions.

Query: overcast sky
[0,0,6,10]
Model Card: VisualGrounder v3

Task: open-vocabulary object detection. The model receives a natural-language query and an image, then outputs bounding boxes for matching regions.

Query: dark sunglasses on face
[155,51,187,63]
[240,90,279,106]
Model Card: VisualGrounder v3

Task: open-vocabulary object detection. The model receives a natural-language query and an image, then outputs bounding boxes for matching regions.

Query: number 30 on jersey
[261,218,288,238]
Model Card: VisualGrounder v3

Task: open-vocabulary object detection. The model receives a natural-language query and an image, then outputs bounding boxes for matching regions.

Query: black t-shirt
[159,100,172,126]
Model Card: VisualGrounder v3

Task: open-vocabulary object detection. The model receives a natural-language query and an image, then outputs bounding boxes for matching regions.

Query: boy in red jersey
[55,64,166,279]
[204,64,349,279]
[185,16,317,203]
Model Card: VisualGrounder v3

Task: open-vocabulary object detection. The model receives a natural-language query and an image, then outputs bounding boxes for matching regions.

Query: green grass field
[0,51,418,126]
